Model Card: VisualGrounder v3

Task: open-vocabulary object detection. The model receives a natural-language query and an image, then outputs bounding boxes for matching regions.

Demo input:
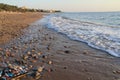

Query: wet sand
[0,13,120,80]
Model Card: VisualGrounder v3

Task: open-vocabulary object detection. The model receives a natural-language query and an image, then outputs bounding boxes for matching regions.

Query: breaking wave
[40,13,120,57]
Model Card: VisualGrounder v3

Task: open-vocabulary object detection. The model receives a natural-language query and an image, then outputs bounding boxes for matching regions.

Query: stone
[0,48,3,51]
[48,68,53,72]
[63,67,67,69]
[48,61,52,64]
[10,53,15,57]
[42,55,47,59]
[32,49,35,52]
[64,50,70,54]
[37,52,42,56]
[83,50,88,54]
[27,51,31,55]
[35,71,40,77]
[37,66,44,72]
[5,51,11,57]
[31,60,37,63]
[113,70,120,74]
[12,46,17,50]
[23,55,28,60]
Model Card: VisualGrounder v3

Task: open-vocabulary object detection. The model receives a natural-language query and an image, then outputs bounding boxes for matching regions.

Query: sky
[0,0,120,12]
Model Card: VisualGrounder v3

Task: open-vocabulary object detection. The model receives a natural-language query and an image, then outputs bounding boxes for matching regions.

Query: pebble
[37,52,42,56]
[48,61,52,64]
[83,50,88,54]
[27,51,31,55]
[37,66,44,72]
[64,50,70,54]
[23,55,28,60]
[0,48,3,51]
[48,68,53,72]
[5,51,11,57]
[10,53,15,57]
[42,55,47,59]
[32,54,38,59]
[31,60,37,63]
[12,46,17,50]
[35,71,40,77]
[113,70,120,74]
[63,67,67,69]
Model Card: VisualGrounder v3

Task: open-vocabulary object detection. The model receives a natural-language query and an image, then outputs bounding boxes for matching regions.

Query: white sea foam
[40,13,120,57]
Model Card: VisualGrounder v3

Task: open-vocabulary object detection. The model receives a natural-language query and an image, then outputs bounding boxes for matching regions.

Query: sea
[40,12,120,57]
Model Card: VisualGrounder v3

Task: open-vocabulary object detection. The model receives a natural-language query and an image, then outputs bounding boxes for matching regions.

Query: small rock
[27,51,31,55]
[83,50,88,54]
[64,46,67,48]
[63,67,67,69]
[12,46,17,50]
[35,71,40,77]
[29,65,33,68]
[31,60,37,63]
[23,55,28,60]
[64,50,70,54]
[32,49,35,52]
[10,53,15,57]
[37,66,44,72]
[48,61,52,64]
[37,52,42,56]
[32,54,38,59]
[0,48,3,51]
[42,55,47,59]
[48,68,53,72]
[113,70,120,74]
[5,51,11,57]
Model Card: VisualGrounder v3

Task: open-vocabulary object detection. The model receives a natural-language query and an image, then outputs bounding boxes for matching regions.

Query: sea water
[40,12,120,57]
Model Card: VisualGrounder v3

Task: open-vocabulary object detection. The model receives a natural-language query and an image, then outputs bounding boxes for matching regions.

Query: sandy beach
[0,12,43,44]
[0,13,120,80]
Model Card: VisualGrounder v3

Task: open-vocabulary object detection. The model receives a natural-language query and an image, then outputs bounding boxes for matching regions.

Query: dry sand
[0,12,43,44]
[0,13,120,80]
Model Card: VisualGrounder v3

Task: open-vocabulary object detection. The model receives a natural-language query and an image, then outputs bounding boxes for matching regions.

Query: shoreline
[0,13,120,80]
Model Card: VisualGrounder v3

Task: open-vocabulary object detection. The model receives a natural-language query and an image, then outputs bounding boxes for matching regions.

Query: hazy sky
[0,0,120,12]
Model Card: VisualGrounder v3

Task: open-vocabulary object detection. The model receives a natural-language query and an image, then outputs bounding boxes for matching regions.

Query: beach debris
[0,65,28,80]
